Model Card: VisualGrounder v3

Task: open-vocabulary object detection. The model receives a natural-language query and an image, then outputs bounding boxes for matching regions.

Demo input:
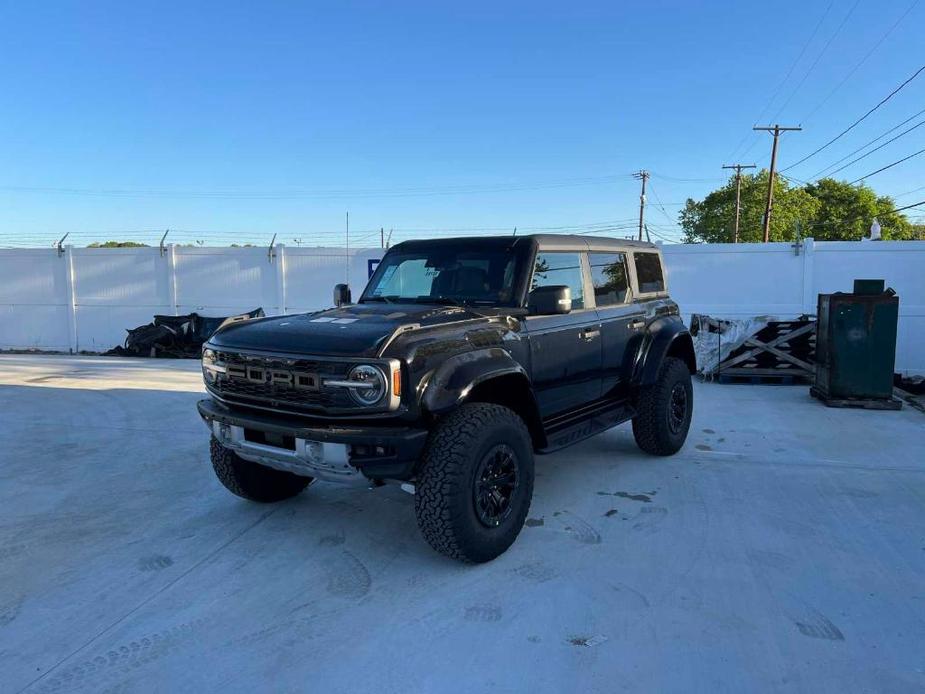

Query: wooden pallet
[718,369,811,386]
[810,386,903,410]
[712,318,817,383]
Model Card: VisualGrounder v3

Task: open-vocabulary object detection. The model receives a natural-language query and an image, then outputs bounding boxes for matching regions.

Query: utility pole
[722,163,756,243]
[753,125,801,242]
[380,227,384,248]
[633,170,650,241]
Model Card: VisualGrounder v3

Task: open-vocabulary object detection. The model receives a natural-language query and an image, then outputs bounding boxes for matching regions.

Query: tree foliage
[680,172,913,243]
[86,241,149,248]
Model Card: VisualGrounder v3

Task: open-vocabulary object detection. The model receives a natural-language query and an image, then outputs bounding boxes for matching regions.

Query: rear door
[589,251,646,397]
[524,250,603,416]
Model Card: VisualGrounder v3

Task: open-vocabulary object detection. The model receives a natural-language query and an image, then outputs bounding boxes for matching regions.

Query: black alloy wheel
[473,444,519,527]
[667,382,689,435]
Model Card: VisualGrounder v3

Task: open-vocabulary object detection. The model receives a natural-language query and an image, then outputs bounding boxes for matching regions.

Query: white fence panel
[174,247,278,316]
[285,247,380,314]
[0,240,922,373]
[0,249,71,350]
[662,243,805,319]
[72,247,172,352]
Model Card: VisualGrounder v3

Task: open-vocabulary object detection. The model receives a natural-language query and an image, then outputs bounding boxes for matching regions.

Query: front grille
[208,350,356,413]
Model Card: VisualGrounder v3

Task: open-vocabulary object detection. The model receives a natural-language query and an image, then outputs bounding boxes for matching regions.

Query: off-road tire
[415,403,534,563]
[210,436,312,502]
[632,356,693,456]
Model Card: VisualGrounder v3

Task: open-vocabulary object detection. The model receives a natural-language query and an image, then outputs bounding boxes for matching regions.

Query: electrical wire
[757,2,835,126]
[649,172,725,183]
[782,63,925,172]
[810,107,925,178]
[725,1,835,162]
[816,118,925,178]
[893,199,925,212]
[894,183,925,198]
[646,181,678,226]
[800,0,922,124]
[0,173,638,201]
[848,147,925,184]
[768,0,860,122]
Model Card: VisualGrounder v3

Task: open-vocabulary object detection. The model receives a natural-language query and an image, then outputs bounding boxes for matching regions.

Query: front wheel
[210,436,312,502]
[632,356,693,456]
[415,403,534,563]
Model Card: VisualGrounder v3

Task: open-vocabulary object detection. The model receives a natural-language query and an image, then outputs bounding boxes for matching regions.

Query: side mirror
[529,285,571,315]
[333,284,352,307]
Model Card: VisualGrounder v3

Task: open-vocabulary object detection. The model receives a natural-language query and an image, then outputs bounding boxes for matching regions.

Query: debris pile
[105,309,264,358]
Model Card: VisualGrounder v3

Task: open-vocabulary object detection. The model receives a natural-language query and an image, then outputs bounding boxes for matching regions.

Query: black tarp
[105,308,264,358]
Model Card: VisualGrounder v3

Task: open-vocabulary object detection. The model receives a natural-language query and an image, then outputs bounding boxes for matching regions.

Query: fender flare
[420,347,532,414]
[632,318,696,386]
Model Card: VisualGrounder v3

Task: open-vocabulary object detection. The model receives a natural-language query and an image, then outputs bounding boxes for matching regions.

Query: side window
[530,252,585,310]
[633,252,665,294]
[589,252,628,306]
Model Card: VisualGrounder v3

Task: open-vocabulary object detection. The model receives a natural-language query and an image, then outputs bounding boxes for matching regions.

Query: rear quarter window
[633,252,665,294]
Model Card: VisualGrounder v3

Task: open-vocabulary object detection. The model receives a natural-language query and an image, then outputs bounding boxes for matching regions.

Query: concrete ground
[1,355,924,694]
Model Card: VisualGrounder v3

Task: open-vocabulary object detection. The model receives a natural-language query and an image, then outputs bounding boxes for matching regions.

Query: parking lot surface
[1,354,924,693]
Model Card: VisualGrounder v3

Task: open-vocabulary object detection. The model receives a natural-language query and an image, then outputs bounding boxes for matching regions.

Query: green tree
[803,178,912,240]
[680,172,912,242]
[680,170,819,243]
[86,241,149,248]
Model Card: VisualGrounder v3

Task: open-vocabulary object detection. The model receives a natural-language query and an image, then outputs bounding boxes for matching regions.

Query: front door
[525,251,602,417]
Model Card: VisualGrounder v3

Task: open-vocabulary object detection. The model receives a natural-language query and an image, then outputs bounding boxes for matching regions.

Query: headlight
[344,364,387,405]
[201,347,224,383]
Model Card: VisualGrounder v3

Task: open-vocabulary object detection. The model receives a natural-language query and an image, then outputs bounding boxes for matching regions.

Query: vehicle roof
[391,234,659,253]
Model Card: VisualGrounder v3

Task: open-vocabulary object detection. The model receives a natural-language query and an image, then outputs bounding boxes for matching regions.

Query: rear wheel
[632,356,693,456]
[415,403,534,563]
[210,436,312,502]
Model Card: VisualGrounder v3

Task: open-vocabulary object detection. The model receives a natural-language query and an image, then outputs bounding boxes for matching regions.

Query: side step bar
[538,397,635,453]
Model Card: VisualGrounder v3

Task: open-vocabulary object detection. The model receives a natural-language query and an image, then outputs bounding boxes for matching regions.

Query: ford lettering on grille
[226,364,319,391]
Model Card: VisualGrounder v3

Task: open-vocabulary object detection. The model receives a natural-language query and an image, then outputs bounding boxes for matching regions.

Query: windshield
[361,247,524,306]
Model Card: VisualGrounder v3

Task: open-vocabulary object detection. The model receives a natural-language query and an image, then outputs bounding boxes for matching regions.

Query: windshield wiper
[415,296,493,317]
[361,295,398,303]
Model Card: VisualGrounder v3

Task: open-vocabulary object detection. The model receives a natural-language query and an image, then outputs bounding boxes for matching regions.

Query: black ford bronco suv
[198,235,695,562]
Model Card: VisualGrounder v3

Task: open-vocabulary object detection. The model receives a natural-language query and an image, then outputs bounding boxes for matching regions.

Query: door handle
[629,319,646,330]
[581,328,600,341]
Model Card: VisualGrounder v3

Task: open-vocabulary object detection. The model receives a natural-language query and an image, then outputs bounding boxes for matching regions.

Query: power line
[649,172,725,183]
[893,199,925,213]
[782,63,925,172]
[725,2,834,162]
[646,180,677,227]
[755,2,835,126]
[0,174,639,200]
[800,0,922,124]
[894,184,925,198]
[849,147,925,184]
[810,107,925,178]
[816,118,925,179]
[768,0,859,122]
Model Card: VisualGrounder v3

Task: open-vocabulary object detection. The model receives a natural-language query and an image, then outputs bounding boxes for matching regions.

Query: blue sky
[1,0,923,247]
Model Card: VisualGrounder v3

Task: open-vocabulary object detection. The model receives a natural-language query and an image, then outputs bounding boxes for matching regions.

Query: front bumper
[197,398,428,483]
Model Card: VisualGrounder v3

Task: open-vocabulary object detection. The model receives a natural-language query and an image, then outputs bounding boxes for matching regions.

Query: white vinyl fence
[1,240,923,374]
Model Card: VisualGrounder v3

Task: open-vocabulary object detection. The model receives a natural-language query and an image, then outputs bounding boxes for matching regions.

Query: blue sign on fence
[367,258,381,278]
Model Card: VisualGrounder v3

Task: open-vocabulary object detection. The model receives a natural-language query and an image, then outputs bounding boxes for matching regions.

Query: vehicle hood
[207,302,487,357]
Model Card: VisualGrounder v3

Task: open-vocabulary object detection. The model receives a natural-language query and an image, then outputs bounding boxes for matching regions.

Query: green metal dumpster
[810,279,902,409]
